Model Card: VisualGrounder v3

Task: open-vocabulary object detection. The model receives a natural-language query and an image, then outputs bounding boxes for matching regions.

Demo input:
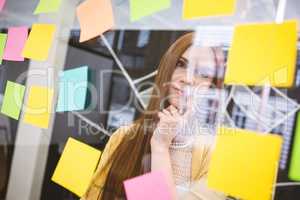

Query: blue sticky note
[57,66,89,112]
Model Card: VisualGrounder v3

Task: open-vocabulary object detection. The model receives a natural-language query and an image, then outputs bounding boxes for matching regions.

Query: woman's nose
[179,76,193,86]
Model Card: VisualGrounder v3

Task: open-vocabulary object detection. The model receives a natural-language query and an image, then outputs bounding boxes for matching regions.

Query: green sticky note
[34,0,63,14]
[1,81,25,120]
[289,112,300,181]
[0,33,7,64]
[56,66,90,112]
[130,0,171,22]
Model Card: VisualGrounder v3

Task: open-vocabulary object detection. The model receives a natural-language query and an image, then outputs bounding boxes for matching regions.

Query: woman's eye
[200,74,210,78]
[176,60,187,68]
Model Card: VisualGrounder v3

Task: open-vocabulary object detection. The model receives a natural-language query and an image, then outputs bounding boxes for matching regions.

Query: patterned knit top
[170,144,193,186]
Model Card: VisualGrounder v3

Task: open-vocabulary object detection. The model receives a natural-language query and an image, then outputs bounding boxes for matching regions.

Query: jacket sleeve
[80,126,128,200]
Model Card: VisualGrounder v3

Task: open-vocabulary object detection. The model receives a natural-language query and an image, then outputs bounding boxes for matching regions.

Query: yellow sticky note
[77,0,114,42]
[207,127,282,200]
[183,0,236,19]
[23,86,53,129]
[51,137,101,197]
[22,24,56,61]
[225,20,298,87]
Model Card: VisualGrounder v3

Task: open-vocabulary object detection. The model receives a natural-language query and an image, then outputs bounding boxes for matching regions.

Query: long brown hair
[100,33,224,200]
[101,32,226,199]
[101,32,194,199]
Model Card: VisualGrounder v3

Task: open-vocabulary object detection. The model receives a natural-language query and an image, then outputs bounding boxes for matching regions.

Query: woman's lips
[175,88,183,95]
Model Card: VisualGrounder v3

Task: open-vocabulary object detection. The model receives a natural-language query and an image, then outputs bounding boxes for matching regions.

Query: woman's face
[167,47,217,108]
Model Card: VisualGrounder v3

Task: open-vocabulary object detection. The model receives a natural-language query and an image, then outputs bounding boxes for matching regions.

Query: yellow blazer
[81,125,225,200]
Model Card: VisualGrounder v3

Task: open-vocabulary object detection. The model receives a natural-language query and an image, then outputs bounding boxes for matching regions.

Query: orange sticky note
[207,127,283,200]
[225,20,298,87]
[51,137,101,197]
[23,86,54,128]
[77,0,114,42]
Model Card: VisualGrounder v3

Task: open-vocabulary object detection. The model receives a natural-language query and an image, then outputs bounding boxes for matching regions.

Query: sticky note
[124,171,172,200]
[77,0,114,42]
[0,0,5,11]
[22,24,56,61]
[225,20,298,87]
[0,33,7,64]
[51,137,101,197]
[3,27,28,61]
[57,66,89,112]
[0,81,25,120]
[23,86,54,129]
[34,0,63,14]
[289,112,300,181]
[183,0,236,19]
[130,0,171,22]
[207,127,282,200]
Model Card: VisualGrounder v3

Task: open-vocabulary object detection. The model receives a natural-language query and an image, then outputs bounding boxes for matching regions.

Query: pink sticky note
[0,0,6,11]
[3,27,28,61]
[124,171,172,200]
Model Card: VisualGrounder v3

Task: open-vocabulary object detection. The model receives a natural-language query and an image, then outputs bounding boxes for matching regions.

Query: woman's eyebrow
[179,57,188,64]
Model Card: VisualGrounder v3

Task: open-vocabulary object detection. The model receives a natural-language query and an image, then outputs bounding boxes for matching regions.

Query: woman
[81,33,226,200]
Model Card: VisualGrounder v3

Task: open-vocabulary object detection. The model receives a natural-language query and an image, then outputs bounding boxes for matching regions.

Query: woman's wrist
[150,138,170,153]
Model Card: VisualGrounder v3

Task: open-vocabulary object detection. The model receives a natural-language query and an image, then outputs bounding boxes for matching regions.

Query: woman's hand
[151,105,181,151]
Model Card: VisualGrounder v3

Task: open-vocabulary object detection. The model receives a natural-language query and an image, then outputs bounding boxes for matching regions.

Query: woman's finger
[162,108,171,116]
[165,106,176,118]
[158,111,166,119]
[168,105,180,117]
